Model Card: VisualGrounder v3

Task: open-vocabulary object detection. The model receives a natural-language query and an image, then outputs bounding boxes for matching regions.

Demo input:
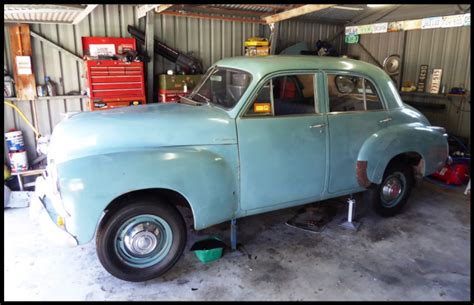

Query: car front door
[324,71,392,193]
[236,72,327,212]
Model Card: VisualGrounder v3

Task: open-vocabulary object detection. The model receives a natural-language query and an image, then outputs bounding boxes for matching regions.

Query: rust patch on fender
[356,160,371,188]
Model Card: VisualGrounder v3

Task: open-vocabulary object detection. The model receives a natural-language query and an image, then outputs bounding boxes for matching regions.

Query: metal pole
[269,22,279,55]
[230,218,237,251]
[348,198,354,223]
[145,10,155,104]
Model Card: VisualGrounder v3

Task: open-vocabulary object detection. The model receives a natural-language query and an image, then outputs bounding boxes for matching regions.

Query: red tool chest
[82,37,146,111]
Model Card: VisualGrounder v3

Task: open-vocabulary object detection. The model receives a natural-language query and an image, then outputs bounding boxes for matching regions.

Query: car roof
[214,55,387,80]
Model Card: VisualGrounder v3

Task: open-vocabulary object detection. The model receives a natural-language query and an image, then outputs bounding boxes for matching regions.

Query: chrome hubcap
[124,223,161,256]
[382,177,403,201]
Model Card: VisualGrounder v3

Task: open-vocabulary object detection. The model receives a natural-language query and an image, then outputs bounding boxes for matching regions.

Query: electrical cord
[4,101,41,139]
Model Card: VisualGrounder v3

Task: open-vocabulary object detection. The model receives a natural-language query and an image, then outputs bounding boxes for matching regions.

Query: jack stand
[230,218,237,251]
[339,195,361,231]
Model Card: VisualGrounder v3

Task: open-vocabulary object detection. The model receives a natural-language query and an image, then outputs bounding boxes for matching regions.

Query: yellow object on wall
[245,37,270,56]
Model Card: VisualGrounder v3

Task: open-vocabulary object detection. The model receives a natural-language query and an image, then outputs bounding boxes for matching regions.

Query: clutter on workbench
[4,73,15,97]
[430,135,470,186]
[158,74,203,103]
[401,81,417,92]
[449,87,466,95]
[44,76,57,96]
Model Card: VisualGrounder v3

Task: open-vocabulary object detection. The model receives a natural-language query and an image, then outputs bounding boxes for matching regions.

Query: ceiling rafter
[262,4,336,24]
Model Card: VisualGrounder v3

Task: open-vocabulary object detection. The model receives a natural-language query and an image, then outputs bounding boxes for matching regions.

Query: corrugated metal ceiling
[4,4,97,24]
[166,4,470,25]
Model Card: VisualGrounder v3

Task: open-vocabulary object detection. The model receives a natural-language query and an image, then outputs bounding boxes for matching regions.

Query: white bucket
[5,130,25,152]
[9,151,29,173]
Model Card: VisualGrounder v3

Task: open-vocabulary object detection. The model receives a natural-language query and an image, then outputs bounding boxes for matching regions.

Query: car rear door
[324,71,392,193]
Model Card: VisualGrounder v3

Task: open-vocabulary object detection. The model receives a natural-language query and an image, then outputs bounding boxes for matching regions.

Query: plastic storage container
[190,237,226,264]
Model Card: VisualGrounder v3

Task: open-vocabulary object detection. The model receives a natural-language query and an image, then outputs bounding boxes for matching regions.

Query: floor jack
[339,195,361,231]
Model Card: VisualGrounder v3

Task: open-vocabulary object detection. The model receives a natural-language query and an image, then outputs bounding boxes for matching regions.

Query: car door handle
[379,117,392,124]
[309,123,326,129]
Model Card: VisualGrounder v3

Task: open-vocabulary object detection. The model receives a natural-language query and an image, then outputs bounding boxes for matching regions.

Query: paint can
[9,151,29,173]
[5,130,25,152]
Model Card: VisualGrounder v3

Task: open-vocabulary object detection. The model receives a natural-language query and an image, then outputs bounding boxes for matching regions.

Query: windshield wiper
[178,96,204,106]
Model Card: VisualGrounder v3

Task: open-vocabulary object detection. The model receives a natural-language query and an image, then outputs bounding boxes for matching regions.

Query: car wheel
[96,197,186,282]
[364,161,414,217]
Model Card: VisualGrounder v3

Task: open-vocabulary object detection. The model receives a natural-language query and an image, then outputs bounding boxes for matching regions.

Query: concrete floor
[4,180,471,301]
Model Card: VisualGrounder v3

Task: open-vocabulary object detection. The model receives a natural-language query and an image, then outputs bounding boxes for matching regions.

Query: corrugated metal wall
[347,31,405,86]
[347,27,471,140]
[4,4,344,162]
[268,19,344,53]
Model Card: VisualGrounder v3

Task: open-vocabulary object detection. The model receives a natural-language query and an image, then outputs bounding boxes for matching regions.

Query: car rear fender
[357,123,448,185]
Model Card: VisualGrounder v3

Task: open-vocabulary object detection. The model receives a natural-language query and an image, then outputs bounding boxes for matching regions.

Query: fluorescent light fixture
[333,6,364,11]
[367,4,391,8]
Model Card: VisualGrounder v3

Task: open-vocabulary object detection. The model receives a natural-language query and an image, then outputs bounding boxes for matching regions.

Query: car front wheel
[364,161,414,217]
[96,198,186,282]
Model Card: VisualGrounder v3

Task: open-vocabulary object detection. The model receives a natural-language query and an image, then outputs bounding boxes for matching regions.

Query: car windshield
[188,67,252,109]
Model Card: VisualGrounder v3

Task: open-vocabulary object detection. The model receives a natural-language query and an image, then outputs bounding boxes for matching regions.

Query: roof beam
[72,4,98,25]
[137,4,173,19]
[262,4,336,24]
[30,30,83,62]
[160,10,266,24]
[155,4,173,13]
[193,5,268,17]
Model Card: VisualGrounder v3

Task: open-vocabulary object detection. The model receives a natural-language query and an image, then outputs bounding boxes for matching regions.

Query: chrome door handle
[309,123,326,129]
[379,117,392,123]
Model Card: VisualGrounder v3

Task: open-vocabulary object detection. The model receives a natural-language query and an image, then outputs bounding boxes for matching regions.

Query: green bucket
[190,237,225,264]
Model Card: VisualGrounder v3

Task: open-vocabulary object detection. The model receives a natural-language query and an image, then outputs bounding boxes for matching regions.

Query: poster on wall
[403,19,422,30]
[372,22,388,33]
[345,26,358,35]
[16,56,32,75]
[388,21,404,32]
[416,65,429,92]
[464,13,470,26]
[429,69,443,94]
[422,16,443,29]
[441,14,465,28]
[357,24,373,34]
[344,35,359,44]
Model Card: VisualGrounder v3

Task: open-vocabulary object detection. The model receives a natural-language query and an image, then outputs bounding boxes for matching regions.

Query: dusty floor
[4,180,471,301]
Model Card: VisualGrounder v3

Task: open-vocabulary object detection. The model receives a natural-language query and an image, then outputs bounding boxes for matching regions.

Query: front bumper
[30,175,78,247]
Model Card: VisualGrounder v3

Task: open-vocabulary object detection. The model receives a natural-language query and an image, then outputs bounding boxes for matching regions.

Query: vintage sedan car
[33,55,448,282]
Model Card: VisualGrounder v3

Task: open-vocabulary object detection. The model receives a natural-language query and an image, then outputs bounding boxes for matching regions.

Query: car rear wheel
[364,161,414,217]
[96,198,186,282]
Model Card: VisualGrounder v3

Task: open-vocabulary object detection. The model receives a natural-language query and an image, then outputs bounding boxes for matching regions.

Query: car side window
[327,74,383,112]
[245,74,317,117]
[364,79,383,110]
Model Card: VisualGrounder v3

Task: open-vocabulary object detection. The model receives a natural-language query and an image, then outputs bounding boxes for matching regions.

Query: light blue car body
[44,56,448,245]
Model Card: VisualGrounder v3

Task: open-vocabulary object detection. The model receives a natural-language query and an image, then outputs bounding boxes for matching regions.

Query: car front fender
[57,145,239,245]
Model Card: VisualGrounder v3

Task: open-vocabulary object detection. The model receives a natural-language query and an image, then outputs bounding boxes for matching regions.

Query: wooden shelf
[400,91,469,99]
[4,95,86,102]
[399,91,448,99]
